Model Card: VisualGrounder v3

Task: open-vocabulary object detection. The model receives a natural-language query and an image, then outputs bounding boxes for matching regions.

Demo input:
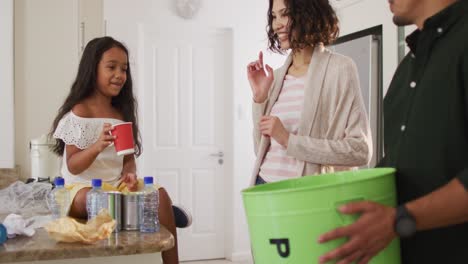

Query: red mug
[110,122,135,156]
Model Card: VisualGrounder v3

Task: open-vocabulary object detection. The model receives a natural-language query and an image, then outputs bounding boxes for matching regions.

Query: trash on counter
[103,191,122,233]
[47,177,70,219]
[86,179,107,221]
[0,181,53,218]
[0,224,7,244]
[139,176,160,233]
[3,213,36,238]
[44,209,116,244]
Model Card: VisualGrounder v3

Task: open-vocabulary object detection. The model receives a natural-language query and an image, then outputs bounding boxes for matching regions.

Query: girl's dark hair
[50,36,142,157]
[267,0,339,53]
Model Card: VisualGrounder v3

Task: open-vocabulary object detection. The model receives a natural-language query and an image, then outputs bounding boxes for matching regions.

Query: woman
[248,0,372,185]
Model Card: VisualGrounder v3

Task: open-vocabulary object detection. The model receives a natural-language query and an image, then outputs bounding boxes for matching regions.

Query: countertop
[0,227,174,263]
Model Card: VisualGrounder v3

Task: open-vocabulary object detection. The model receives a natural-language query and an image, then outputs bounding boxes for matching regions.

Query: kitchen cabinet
[79,0,104,53]
[13,0,103,177]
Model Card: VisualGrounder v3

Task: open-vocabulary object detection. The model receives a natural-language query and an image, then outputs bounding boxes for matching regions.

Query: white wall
[337,0,400,95]
[14,0,79,179]
[0,0,14,168]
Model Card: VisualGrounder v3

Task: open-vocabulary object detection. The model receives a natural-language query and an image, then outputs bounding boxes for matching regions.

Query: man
[318,0,468,263]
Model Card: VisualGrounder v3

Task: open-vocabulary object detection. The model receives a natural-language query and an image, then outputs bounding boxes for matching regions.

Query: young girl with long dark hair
[51,36,185,264]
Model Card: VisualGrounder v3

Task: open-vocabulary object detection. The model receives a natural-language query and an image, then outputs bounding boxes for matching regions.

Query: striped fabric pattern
[259,75,305,183]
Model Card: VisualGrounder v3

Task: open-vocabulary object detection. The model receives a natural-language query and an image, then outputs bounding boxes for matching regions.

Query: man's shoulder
[442,15,468,60]
[448,13,468,43]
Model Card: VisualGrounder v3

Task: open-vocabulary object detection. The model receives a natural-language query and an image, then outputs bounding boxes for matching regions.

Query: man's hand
[318,201,397,264]
[121,172,138,192]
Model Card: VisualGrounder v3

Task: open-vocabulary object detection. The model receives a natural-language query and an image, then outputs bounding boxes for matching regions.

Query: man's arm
[318,177,468,264]
[407,178,468,230]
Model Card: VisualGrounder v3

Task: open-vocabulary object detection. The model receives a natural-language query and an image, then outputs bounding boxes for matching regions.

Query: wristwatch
[394,204,417,238]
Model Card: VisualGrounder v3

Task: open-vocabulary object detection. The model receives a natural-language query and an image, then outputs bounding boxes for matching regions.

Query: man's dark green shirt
[378,1,468,263]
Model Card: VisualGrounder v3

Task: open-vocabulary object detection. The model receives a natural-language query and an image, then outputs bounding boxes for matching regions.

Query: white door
[137,27,232,261]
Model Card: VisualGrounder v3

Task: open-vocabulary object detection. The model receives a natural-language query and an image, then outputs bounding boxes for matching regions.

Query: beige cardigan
[250,45,372,186]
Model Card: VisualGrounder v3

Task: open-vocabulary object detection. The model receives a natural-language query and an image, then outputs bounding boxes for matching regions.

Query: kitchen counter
[0,227,174,263]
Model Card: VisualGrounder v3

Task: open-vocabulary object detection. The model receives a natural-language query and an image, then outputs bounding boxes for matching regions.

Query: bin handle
[334,197,365,226]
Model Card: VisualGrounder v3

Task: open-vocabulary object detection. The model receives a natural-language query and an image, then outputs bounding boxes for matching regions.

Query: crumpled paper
[44,210,116,244]
[3,213,36,238]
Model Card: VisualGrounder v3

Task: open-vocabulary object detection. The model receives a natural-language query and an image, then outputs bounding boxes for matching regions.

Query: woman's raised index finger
[259,51,264,66]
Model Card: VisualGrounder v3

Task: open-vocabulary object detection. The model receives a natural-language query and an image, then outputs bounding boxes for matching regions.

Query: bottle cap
[91,178,102,188]
[54,177,65,186]
[143,176,154,185]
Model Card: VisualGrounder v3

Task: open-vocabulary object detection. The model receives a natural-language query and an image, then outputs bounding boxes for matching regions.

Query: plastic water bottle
[86,179,107,221]
[139,176,160,232]
[47,177,70,219]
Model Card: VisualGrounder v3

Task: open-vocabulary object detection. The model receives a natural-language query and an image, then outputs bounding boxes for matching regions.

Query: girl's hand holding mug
[93,123,115,153]
[247,51,274,103]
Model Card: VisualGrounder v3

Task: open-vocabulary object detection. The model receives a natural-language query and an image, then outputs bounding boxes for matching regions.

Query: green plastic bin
[242,168,401,264]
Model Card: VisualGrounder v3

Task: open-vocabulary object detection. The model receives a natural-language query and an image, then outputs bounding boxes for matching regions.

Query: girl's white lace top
[53,111,125,185]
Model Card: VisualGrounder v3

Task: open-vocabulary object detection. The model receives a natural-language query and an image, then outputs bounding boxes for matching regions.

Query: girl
[51,36,180,264]
[247,0,372,185]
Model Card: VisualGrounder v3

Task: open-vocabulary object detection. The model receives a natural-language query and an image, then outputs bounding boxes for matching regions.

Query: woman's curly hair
[267,0,339,53]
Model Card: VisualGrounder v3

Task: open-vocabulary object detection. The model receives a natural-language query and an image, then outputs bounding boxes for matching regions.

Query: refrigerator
[331,26,383,167]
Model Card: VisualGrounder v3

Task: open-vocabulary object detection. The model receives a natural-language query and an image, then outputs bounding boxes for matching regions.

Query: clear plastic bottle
[139,176,160,232]
[86,178,107,221]
[47,177,70,219]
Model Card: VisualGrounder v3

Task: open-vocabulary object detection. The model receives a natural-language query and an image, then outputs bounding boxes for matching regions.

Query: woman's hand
[247,51,274,103]
[259,116,290,147]
[121,172,138,192]
[92,123,115,153]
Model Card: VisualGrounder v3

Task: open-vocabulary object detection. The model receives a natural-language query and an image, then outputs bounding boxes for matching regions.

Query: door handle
[209,151,224,158]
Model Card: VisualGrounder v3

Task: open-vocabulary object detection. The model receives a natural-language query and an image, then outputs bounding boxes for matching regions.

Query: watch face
[396,217,416,238]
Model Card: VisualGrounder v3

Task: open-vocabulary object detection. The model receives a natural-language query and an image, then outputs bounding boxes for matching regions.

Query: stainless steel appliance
[331,26,384,167]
